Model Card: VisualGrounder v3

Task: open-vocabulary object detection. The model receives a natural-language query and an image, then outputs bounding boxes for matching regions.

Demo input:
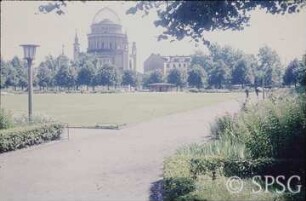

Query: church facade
[73,7,136,72]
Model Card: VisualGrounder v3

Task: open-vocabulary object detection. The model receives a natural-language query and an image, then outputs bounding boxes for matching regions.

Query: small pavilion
[148,83,175,92]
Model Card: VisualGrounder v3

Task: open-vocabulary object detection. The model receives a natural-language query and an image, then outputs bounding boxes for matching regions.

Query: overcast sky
[1,1,306,72]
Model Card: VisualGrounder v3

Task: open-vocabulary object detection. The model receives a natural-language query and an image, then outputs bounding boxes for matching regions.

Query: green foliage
[37,62,52,89]
[4,63,19,88]
[77,64,95,87]
[0,59,8,88]
[256,46,283,87]
[96,64,119,89]
[0,109,13,129]
[245,96,306,159]
[167,68,187,89]
[164,90,306,200]
[164,177,196,201]
[127,1,305,44]
[11,56,28,90]
[164,156,191,178]
[210,114,234,139]
[297,62,306,86]
[1,43,286,91]
[143,70,163,87]
[190,156,223,179]
[208,60,231,89]
[187,65,205,89]
[121,70,137,87]
[54,59,77,89]
[0,123,64,153]
[191,44,258,89]
[232,56,253,87]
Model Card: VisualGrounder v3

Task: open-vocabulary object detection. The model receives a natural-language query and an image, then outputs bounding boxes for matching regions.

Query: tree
[0,59,8,88]
[167,68,186,90]
[143,70,163,87]
[232,56,253,88]
[39,1,305,44]
[122,70,137,87]
[208,61,230,89]
[256,46,282,87]
[37,62,52,90]
[55,65,77,90]
[96,64,118,90]
[297,62,306,87]
[126,1,305,45]
[77,62,95,90]
[191,51,214,73]
[187,65,205,89]
[209,44,243,69]
[75,53,98,69]
[11,56,27,90]
[5,63,19,90]
[283,59,300,87]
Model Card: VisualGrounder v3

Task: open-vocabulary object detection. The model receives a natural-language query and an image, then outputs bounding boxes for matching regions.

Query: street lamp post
[20,44,39,122]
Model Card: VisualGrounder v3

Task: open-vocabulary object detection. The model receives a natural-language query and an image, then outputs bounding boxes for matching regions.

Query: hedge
[190,157,305,181]
[0,124,64,153]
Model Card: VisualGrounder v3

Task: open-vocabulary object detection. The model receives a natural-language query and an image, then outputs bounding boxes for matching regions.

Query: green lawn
[1,92,243,126]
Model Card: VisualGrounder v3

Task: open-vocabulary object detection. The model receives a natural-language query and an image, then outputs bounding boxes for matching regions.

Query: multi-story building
[73,7,136,71]
[144,53,192,75]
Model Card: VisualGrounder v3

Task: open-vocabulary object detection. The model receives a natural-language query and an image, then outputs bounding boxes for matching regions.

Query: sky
[1,1,306,72]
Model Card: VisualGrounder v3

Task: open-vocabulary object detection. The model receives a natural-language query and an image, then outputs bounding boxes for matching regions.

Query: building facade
[144,54,192,75]
[73,7,136,71]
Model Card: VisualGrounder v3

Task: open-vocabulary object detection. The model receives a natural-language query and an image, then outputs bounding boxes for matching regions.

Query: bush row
[190,157,305,180]
[0,124,64,153]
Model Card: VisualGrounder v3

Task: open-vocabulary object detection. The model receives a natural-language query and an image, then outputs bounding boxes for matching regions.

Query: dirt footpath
[0,99,242,201]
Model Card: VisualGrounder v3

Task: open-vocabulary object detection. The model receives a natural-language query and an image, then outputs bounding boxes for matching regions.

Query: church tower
[131,42,137,71]
[73,31,80,61]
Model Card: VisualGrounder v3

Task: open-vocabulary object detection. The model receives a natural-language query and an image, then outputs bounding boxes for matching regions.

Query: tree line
[1,53,139,91]
[1,44,305,91]
[145,44,305,90]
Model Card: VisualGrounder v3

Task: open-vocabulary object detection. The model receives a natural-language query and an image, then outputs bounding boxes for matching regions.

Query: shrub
[164,177,196,201]
[0,123,64,153]
[190,156,224,179]
[210,114,234,140]
[244,95,306,159]
[0,109,13,129]
[164,155,191,178]
[177,140,248,160]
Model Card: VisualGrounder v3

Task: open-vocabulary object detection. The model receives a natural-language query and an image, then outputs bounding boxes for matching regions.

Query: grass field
[1,92,243,126]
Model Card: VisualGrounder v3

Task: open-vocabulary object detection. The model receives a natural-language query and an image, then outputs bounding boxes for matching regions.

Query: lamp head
[20,44,39,60]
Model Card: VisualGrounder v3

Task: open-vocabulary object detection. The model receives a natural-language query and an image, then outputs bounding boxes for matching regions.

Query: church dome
[92,7,121,25]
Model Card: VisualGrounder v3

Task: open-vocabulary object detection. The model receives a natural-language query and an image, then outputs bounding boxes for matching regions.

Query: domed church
[73,7,137,71]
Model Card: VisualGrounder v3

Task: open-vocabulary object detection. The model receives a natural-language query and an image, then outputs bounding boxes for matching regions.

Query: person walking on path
[245,87,250,99]
[255,87,260,98]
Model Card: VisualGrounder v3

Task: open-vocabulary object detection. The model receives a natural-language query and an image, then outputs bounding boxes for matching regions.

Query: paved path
[0,99,242,201]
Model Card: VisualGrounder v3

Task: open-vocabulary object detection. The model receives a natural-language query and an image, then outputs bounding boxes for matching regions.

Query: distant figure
[245,88,249,99]
[255,87,259,98]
